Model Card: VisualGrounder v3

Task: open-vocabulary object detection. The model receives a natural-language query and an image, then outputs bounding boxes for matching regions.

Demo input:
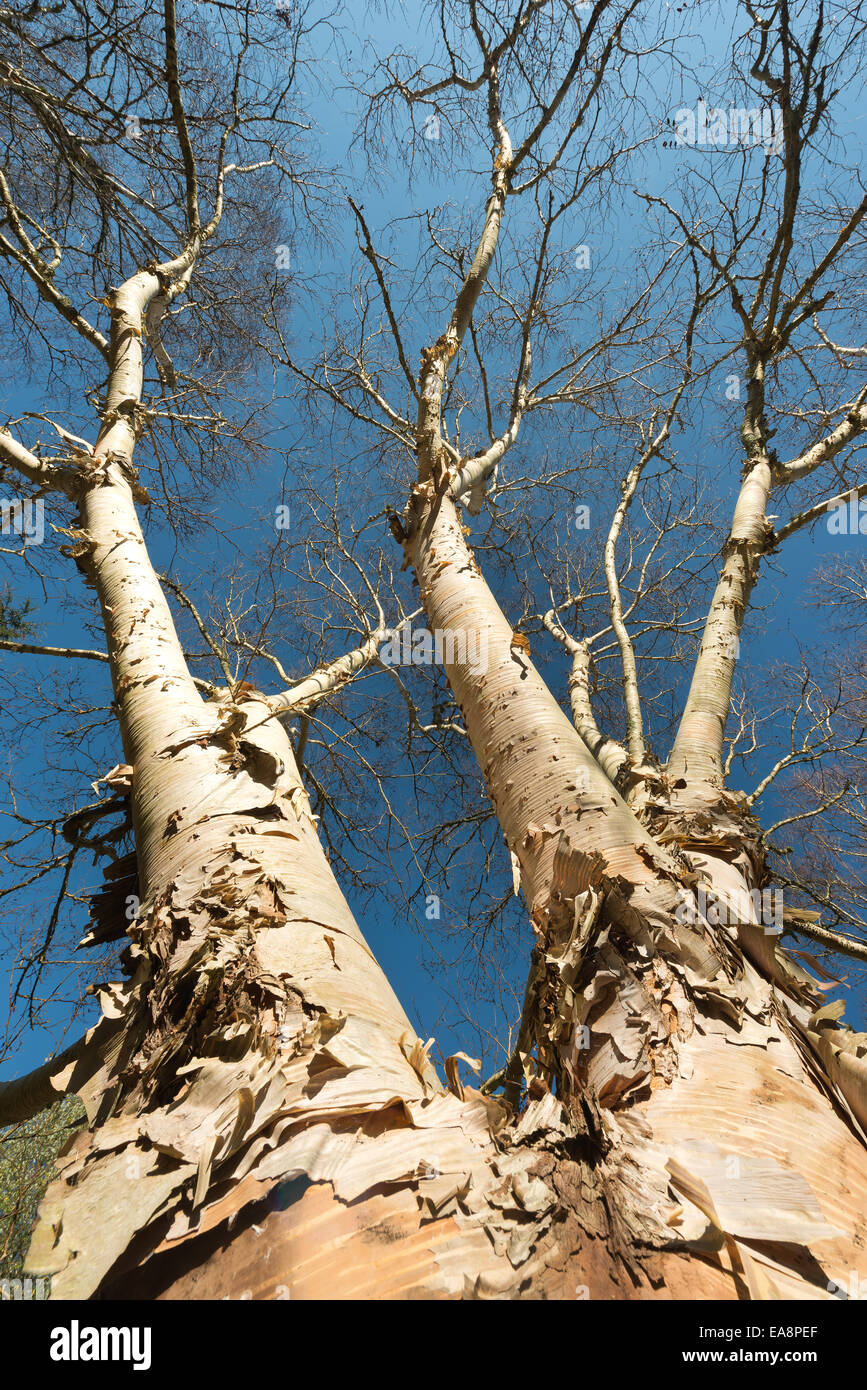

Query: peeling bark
[389,482,867,1302]
[15,316,867,1307]
[10,12,867,1297]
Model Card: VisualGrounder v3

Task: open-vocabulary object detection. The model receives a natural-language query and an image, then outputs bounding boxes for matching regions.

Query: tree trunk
[12,254,867,1302]
[387,486,867,1300]
[21,477,867,1301]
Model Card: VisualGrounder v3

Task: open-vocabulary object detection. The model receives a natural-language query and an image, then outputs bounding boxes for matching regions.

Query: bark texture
[384,482,867,1301]
[11,35,867,1292]
[22,463,867,1301]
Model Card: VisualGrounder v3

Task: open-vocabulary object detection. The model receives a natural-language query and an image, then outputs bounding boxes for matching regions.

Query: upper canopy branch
[775,386,867,482]
[0,166,109,359]
[0,424,75,495]
[542,608,628,783]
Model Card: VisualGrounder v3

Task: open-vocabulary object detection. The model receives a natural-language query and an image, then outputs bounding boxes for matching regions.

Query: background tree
[0,1096,84,1288]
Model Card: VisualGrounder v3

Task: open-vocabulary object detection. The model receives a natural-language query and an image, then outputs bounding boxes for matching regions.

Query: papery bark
[396,484,867,1301]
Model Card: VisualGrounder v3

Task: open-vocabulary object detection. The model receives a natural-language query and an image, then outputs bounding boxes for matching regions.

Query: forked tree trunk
[14,286,867,1302]
[21,478,867,1302]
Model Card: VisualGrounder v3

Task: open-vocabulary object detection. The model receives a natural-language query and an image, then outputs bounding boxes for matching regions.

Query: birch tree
[2,0,867,1305]
[278,0,867,1299]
